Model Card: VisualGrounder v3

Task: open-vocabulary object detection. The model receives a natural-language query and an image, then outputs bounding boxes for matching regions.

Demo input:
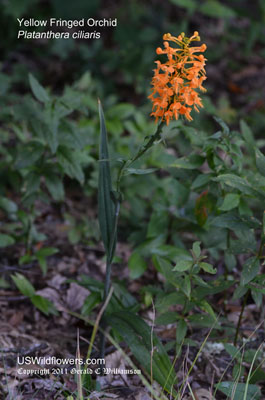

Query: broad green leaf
[224,343,240,360]
[251,289,263,308]
[191,174,212,190]
[199,299,217,320]
[153,256,184,287]
[182,275,191,299]
[156,292,185,311]
[98,100,116,261]
[176,319,187,344]
[29,73,50,103]
[35,247,58,275]
[155,311,179,325]
[57,146,84,184]
[240,120,255,148]
[213,116,230,134]
[147,211,169,239]
[199,1,236,18]
[224,252,236,271]
[106,103,135,119]
[213,174,263,198]
[233,285,248,300]
[188,313,220,329]
[170,0,196,11]
[195,190,213,226]
[192,275,211,288]
[194,278,234,300]
[200,262,216,274]
[81,292,101,315]
[241,257,260,286]
[35,247,58,258]
[0,233,15,247]
[128,252,147,279]
[31,295,57,315]
[15,141,44,169]
[219,193,240,211]
[11,273,35,297]
[170,155,205,169]
[0,197,17,214]
[249,367,265,384]
[212,212,260,231]
[192,241,201,258]
[45,174,64,201]
[215,382,261,400]
[124,168,157,176]
[173,259,193,272]
[107,311,177,394]
[255,149,265,177]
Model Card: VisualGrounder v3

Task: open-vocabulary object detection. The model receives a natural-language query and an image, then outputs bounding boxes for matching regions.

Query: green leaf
[191,174,212,190]
[200,262,217,274]
[251,290,263,308]
[215,382,261,400]
[182,276,191,299]
[35,247,58,275]
[233,285,248,300]
[35,247,58,258]
[11,273,35,297]
[0,233,15,247]
[155,311,179,325]
[224,252,236,271]
[31,295,57,315]
[219,193,240,211]
[213,116,230,134]
[199,1,236,18]
[213,174,263,198]
[241,257,260,286]
[57,146,84,184]
[170,0,196,12]
[255,149,265,177]
[156,292,185,311]
[224,343,240,360]
[98,100,116,261]
[188,314,220,329]
[176,319,187,344]
[170,155,205,169]
[240,120,255,148]
[15,141,44,169]
[107,311,177,394]
[81,292,101,315]
[0,197,17,214]
[124,168,157,176]
[128,252,147,279]
[45,174,65,201]
[29,73,50,103]
[173,259,193,272]
[106,103,135,119]
[199,299,217,320]
[212,212,261,231]
[192,241,201,258]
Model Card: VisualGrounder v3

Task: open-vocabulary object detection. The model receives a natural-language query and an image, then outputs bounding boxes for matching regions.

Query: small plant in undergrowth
[0,73,96,310]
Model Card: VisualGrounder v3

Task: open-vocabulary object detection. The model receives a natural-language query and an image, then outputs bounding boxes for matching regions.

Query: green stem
[99,200,120,362]
[98,121,163,364]
[116,121,163,191]
[234,289,249,346]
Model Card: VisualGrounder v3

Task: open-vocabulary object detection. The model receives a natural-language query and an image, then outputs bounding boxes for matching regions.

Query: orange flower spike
[149,31,207,124]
